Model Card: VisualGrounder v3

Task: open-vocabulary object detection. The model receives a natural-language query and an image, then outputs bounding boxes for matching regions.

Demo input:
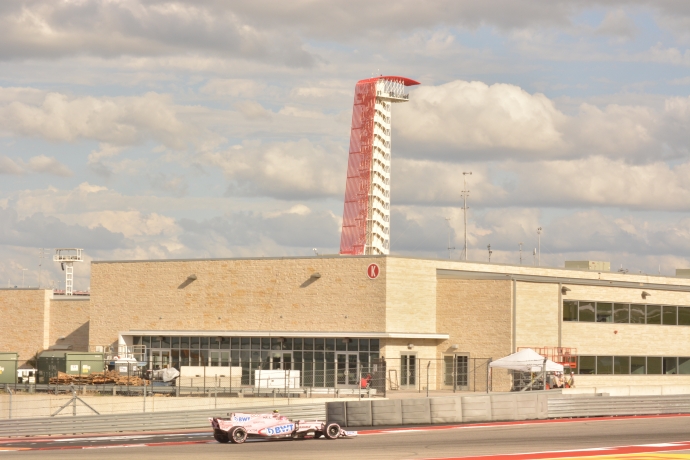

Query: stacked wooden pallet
[49,370,149,386]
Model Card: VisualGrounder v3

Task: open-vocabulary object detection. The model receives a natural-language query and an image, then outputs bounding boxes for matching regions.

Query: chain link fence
[0,357,495,420]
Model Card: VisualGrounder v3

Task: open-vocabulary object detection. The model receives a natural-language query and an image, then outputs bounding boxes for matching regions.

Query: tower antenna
[461,171,472,261]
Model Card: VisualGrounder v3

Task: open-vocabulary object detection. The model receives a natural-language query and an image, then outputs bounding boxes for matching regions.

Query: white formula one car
[209,412,357,444]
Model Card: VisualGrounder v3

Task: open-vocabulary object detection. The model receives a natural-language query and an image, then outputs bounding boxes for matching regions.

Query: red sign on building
[367,263,380,279]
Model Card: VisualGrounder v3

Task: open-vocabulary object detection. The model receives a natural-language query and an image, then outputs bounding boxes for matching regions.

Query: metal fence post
[143,378,147,413]
[486,358,492,393]
[426,360,431,398]
[6,387,12,420]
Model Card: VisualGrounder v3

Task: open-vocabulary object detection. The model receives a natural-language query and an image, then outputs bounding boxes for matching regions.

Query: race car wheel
[324,423,341,439]
[213,429,229,443]
[229,426,248,444]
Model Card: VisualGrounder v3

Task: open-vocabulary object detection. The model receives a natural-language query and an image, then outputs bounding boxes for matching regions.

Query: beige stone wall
[435,279,513,391]
[90,257,388,348]
[385,258,436,333]
[515,281,560,349]
[0,289,51,366]
[49,299,90,352]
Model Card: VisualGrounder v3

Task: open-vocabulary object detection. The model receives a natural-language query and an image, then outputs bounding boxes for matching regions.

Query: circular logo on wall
[367,263,380,279]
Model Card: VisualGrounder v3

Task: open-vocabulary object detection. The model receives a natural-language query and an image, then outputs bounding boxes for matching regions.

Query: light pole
[519,242,523,265]
[537,227,542,266]
[461,172,472,261]
[21,268,27,288]
[533,248,537,266]
[445,218,455,259]
[487,244,492,262]
[38,248,49,288]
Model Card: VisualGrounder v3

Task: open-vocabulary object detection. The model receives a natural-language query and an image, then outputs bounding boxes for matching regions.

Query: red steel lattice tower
[339,76,420,255]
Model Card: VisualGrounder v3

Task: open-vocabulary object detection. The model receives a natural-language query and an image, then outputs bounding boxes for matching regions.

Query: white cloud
[202,139,345,199]
[596,9,637,40]
[200,79,265,97]
[0,154,72,176]
[235,100,273,120]
[0,91,204,149]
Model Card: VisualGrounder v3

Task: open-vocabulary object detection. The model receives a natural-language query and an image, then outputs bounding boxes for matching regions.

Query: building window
[579,302,595,322]
[563,300,578,321]
[564,300,690,326]
[631,356,646,374]
[663,306,677,325]
[630,304,646,323]
[579,356,596,374]
[613,303,629,323]
[577,355,688,375]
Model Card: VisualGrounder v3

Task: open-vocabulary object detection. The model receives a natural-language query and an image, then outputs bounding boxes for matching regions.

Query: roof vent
[565,261,610,272]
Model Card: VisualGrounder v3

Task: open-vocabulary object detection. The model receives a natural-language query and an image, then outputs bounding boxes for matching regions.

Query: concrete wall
[0,289,51,366]
[49,298,90,352]
[436,279,513,391]
[89,257,388,348]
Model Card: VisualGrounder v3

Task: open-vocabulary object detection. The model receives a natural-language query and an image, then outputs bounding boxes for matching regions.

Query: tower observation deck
[339,76,420,255]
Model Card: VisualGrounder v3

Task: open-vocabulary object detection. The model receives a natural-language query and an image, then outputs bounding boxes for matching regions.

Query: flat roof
[92,254,690,288]
[120,330,449,340]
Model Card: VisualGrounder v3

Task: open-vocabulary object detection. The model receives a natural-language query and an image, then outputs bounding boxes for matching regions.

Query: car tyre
[213,429,229,443]
[229,426,248,444]
[324,423,340,439]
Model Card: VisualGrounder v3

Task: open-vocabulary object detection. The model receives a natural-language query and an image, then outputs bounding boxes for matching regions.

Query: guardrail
[548,395,690,418]
[0,403,326,437]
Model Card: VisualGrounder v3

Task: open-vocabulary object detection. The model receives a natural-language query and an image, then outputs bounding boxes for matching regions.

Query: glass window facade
[578,355,690,375]
[133,335,380,387]
[563,300,690,326]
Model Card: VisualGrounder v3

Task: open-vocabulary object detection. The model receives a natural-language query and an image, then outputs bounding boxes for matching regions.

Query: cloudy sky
[2,0,690,289]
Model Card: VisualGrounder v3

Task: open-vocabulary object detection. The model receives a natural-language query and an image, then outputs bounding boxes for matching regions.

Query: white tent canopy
[489,348,564,373]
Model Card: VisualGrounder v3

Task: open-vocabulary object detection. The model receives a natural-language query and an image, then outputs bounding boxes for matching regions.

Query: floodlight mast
[461,172,472,261]
[53,248,84,296]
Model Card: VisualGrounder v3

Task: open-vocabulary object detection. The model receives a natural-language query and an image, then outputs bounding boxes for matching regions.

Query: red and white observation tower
[339,76,420,255]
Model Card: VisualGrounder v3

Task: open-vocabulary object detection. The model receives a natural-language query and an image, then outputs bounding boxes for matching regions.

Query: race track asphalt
[2,415,690,459]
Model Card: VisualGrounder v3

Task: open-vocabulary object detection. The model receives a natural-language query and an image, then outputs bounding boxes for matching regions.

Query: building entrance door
[444,354,468,390]
[336,353,358,387]
[270,352,292,370]
[150,350,170,370]
[400,354,417,388]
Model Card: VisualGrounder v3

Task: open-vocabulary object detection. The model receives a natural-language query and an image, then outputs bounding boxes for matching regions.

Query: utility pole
[38,248,49,288]
[461,172,472,261]
[519,242,523,265]
[445,218,455,259]
[487,244,492,262]
[533,248,537,266]
[537,227,542,266]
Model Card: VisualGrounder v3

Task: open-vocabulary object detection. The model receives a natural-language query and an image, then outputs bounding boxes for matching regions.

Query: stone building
[3,255,690,391]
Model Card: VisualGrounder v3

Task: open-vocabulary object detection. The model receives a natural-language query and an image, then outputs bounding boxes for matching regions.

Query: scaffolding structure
[339,76,420,255]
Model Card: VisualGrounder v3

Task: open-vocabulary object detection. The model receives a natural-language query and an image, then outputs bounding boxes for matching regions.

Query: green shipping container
[36,351,105,383]
[0,352,18,384]
[37,351,66,384]
[65,352,105,376]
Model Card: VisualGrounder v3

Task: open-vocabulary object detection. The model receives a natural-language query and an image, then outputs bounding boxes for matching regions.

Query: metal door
[150,350,170,370]
[270,352,292,370]
[400,354,416,388]
[336,353,358,387]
